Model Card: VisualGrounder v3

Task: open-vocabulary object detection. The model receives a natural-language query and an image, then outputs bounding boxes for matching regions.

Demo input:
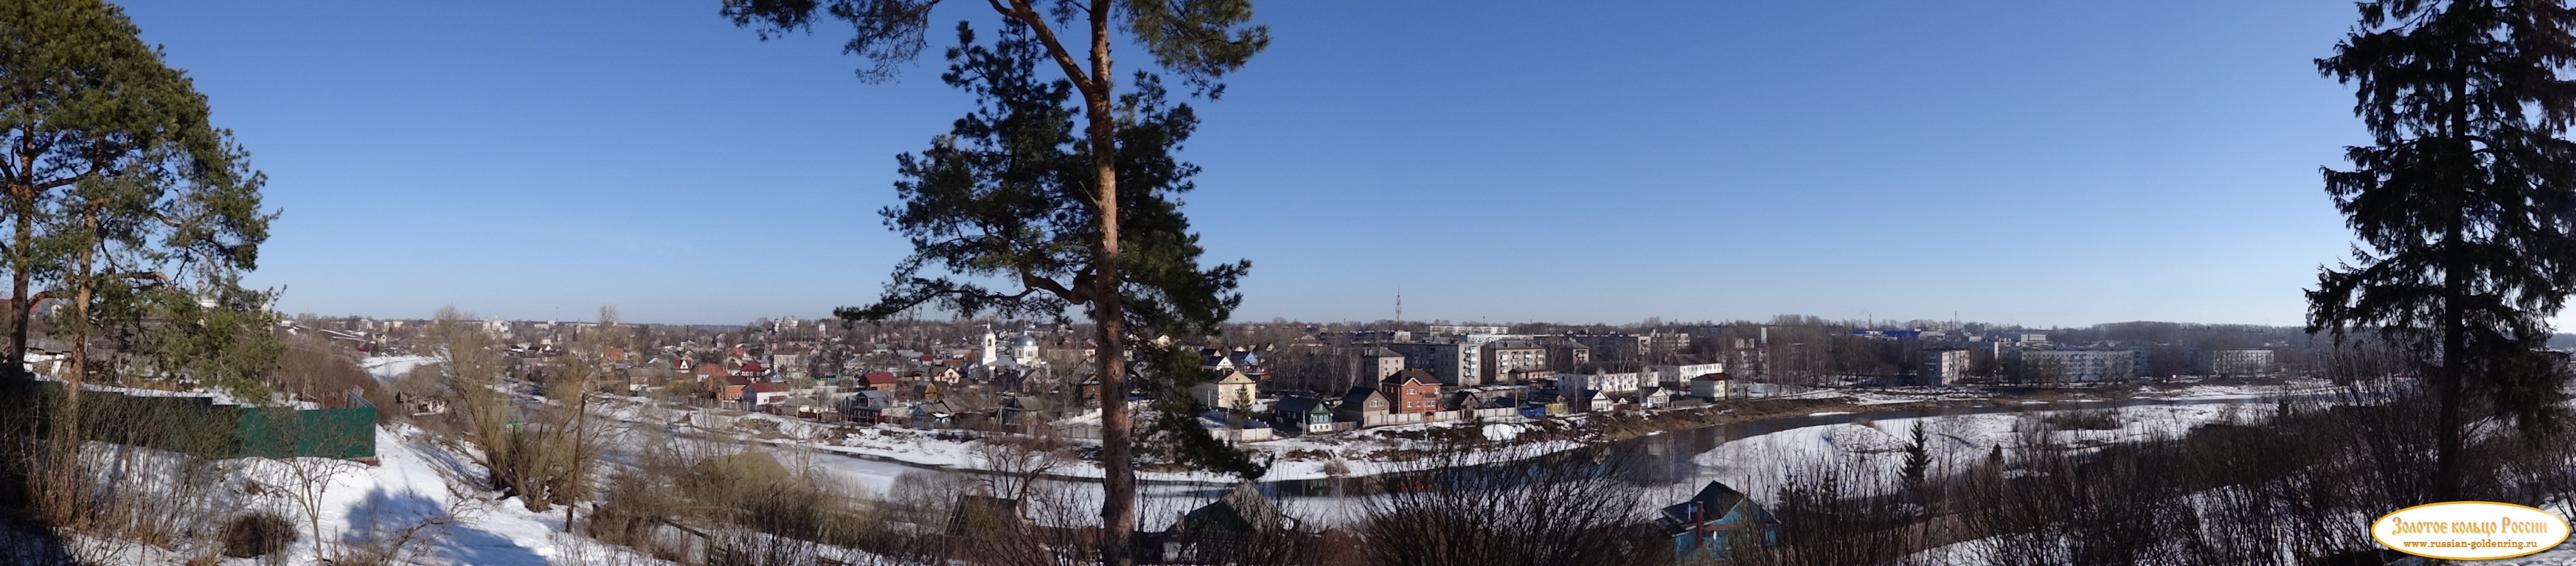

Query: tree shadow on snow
[343,486,548,566]
[0,523,77,565]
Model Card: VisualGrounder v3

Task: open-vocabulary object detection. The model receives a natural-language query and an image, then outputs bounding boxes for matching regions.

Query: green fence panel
[233,405,377,459]
[17,381,377,459]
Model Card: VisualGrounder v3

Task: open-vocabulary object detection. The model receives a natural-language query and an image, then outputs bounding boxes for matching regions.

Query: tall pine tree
[0,0,277,396]
[2308,0,2576,502]
[723,2,1265,562]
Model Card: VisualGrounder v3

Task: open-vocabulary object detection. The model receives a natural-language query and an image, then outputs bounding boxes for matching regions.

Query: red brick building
[1379,368,1442,414]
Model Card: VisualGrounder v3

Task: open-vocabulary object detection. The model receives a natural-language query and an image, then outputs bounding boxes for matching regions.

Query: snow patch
[362,355,440,382]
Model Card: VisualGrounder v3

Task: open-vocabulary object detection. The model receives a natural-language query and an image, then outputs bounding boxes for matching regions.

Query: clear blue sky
[118,0,2380,328]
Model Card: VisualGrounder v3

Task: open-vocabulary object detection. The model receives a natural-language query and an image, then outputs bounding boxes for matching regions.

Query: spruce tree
[2308,0,2576,502]
[1902,421,1931,496]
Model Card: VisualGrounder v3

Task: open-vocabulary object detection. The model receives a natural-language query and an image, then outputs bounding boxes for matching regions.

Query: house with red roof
[742,381,791,410]
[1379,368,1443,414]
[717,374,763,402]
[863,371,899,391]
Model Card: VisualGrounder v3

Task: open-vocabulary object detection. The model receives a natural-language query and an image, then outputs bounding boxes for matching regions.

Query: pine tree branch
[997,0,1103,96]
[31,167,98,192]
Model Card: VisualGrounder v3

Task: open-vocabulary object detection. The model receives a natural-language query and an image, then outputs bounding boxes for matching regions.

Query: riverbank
[664,377,2337,486]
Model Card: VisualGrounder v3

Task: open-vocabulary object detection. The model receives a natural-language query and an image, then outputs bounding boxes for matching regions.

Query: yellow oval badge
[2372,501,2569,560]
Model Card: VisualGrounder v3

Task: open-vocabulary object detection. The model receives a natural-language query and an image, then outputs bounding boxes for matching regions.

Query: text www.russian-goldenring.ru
[2400,540,2538,551]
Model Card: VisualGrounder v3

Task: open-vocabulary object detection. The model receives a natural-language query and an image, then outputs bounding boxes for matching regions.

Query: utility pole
[568,355,589,532]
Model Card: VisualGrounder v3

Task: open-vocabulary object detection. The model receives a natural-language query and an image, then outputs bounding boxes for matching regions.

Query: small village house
[1191,371,1261,412]
[1637,385,1674,408]
[716,374,758,403]
[1690,373,1733,399]
[1336,385,1393,427]
[999,394,1050,432]
[864,371,900,391]
[1661,481,1780,562]
[1268,396,1342,434]
[1164,483,1302,563]
[845,390,898,424]
[741,382,791,411]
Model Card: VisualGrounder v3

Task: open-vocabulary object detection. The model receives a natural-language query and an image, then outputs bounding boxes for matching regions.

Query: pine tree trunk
[69,203,95,398]
[7,186,29,382]
[1081,1,1136,562]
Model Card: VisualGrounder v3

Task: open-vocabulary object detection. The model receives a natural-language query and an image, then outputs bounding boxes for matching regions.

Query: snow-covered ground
[1680,402,2277,507]
[46,424,665,565]
[633,394,1590,484]
[247,424,653,565]
[363,355,440,382]
[44,379,2512,564]
[824,394,2313,484]
[597,377,2342,489]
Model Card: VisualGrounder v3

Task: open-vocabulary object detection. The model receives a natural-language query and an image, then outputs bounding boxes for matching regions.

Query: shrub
[2043,410,2122,430]
[218,512,296,559]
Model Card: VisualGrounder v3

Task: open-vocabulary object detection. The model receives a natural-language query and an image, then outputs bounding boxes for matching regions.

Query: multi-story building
[1569,333,1648,362]
[1387,340,1482,387]
[2204,349,2277,377]
[1996,332,2049,345]
[1541,338,1593,371]
[1427,324,1510,336]
[1558,371,1643,394]
[1645,331,1692,361]
[1919,349,1971,386]
[2018,349,2136,383]
[1480,339,1549,384]
[1325,329,1412,344]
[1650,363,1727,388]
[1723,338,1768,380]
[1358,346,1406,380]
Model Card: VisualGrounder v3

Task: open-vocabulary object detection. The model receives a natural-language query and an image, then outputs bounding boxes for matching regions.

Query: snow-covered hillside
[76,424,670,566]
[1684,403,2277,506]
[363,355,440,382]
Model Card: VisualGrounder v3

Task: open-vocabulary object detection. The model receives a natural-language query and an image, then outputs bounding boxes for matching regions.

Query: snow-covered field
[1679,402,2277,507]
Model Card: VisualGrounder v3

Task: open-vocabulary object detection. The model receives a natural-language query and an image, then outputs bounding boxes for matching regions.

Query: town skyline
[7,1,2574,564]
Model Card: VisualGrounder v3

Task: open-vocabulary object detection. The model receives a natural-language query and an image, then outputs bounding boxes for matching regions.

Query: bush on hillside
[218,511,295,559]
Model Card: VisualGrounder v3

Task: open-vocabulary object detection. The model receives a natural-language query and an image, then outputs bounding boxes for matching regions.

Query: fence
[16,380,375,460]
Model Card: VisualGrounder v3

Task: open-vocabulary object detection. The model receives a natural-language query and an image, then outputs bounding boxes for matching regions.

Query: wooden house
[1661,481,1780,562]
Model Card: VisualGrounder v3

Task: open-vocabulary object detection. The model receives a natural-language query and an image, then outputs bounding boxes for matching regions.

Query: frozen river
[771,393,2316,528]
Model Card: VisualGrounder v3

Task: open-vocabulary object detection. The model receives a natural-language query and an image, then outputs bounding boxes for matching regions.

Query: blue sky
[119,1,2373,328]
